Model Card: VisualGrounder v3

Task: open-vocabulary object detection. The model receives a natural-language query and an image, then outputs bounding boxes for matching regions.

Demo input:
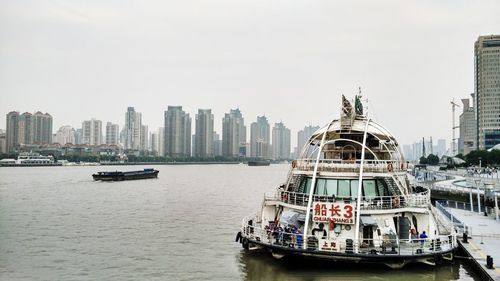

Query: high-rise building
[82,119,102,145]
[164,106,191,157]
[105,122,120,145]
[459,96,476,155]
[124,107,142,150]
[194,109,214,158]
[272,122,291,160]
[56,125,76,145]
[222,108,246,157]
[436,139,447,157]
[296,125,320,156]
[18,112,34,145]
[475,35,500,150]
[33,111,52,145]
[250,116,270,158]
[140,125,149,152]
[6,110,53,152]
[151,131,159,156]
[402,144,413,162]
[0,129,6,154]
[157,127,165,157]
[6,111,20,153]
[75,128,82,145]
[213,132,222,156]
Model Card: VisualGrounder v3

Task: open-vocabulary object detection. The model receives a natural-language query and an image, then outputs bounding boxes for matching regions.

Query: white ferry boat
[0,153,61,166]
[236,95,457,268]
[17,152,55,164]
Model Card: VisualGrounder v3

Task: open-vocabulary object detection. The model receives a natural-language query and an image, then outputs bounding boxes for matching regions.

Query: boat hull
[240,237,454,268]
[247,161,271,166]
[92,169,159,181]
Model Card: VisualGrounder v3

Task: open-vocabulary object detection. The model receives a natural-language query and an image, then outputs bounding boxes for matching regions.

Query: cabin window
[350,180,359,200]
[325,179,338,196]
[315,179,338,196]
[363,180,377,199]
[315,179,327,195]
[338,180,350,197]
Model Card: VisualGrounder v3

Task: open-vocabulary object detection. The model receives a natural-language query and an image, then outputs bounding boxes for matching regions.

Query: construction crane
[451,99,460,156]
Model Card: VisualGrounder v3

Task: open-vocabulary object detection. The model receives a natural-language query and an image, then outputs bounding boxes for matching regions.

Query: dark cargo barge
[92,168,159,181]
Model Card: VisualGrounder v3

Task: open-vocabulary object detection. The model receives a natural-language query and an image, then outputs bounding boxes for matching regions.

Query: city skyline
[1,1,499,146]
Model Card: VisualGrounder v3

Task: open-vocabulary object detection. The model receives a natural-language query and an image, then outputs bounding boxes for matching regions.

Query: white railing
[271,189,430,210]
[294,159,407,173]
[241,221,455,256]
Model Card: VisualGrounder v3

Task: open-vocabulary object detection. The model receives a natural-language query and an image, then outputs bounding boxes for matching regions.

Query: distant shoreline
[0,161,250,167]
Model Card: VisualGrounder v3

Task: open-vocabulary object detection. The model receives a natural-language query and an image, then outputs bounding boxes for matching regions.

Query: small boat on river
[92,168,159,181]
[248,160,271,166]
[235,94,458,269]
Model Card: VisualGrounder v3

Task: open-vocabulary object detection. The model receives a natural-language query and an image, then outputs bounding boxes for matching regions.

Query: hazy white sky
[1,0,499,147]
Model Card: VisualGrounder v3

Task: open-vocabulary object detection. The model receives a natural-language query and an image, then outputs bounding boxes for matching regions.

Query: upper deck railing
[294,159,406,173]
[267,188,431,210]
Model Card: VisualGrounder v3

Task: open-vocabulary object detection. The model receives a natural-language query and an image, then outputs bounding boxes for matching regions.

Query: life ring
[387,163,393,172]
[281,193,288,202]
[392,196,400,208]
[292,160,297,168]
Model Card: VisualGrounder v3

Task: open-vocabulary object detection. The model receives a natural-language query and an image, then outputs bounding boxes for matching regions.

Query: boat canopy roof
[310,118,398,144]
[298,95,403,162]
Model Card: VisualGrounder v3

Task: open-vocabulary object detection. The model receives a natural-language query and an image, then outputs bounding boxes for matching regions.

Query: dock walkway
[445,207,500,281]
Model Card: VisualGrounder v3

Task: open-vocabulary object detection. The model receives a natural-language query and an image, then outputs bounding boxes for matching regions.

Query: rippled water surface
[0,164,481,280]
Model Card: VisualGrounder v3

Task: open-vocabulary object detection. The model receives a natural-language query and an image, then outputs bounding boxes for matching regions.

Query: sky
[0,0,499,148]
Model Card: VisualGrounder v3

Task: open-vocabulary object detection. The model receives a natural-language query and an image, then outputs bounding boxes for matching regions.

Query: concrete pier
[445,206,500,281]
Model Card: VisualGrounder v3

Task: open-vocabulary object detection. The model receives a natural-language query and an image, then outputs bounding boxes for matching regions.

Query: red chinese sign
[312,202,354,224]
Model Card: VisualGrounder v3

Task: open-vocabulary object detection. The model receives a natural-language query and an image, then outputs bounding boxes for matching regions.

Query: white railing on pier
[294,159,407,174]
[268,189,430,210]
[435,201,472,236]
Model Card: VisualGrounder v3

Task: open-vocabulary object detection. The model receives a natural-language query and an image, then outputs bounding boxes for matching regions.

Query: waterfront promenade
[446,206,500,281]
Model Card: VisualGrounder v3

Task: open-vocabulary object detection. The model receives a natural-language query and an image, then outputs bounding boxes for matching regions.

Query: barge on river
[92,168,159,181]
[236,95,458,269]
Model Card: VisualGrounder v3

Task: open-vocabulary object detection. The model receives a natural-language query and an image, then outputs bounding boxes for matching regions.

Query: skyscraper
[105,122,120,145]
[272,122,291,160]
[82,119,102,145]
[459,96,476,155]
[140,125,149,152]
[297,125,320,156]
[475,35,500,150]
[0,130,6,154]
[157,127,165,157]
[124,107,142,150]
[33,111,52,145]
[222,108,246,157]
[5,111,20,153]
[6,110,52,152]
[250,116,270,158]
[213,132,222,156]
[56,125,76,145]
[18,112,34,145]
[164,106,191,157]
[194,109,214,158]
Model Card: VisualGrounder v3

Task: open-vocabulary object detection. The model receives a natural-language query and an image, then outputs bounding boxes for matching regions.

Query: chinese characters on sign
[312,202,354,224]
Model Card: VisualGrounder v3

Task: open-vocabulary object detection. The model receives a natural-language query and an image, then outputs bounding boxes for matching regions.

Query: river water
[0,164,480,280]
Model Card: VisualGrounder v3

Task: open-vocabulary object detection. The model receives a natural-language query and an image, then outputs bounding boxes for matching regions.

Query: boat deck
[242,222,455,258]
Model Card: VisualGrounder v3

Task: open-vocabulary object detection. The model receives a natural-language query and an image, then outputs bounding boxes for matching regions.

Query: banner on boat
[312,202,354,224]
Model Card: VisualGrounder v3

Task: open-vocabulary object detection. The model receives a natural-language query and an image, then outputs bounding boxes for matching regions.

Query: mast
[354,117,370,253]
